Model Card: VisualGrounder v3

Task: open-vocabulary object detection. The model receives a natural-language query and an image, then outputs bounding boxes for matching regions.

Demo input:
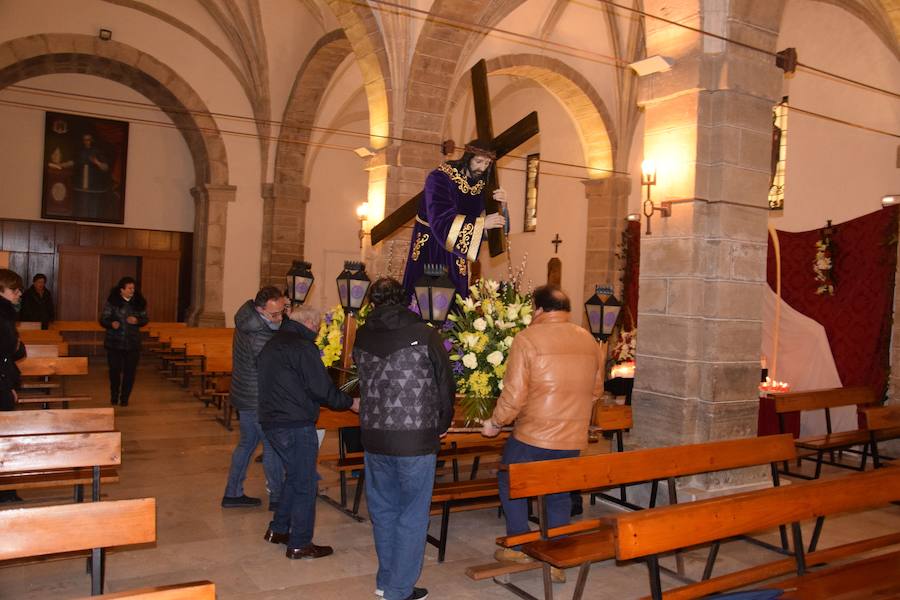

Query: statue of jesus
[401,140,507,299]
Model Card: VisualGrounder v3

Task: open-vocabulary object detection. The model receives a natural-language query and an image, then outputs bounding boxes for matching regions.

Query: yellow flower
[473,332,488,353]
[493,363,507,379]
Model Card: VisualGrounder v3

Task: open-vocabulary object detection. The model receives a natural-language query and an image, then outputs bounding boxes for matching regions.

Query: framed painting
[523,153,539,232]
[41,111,129,224]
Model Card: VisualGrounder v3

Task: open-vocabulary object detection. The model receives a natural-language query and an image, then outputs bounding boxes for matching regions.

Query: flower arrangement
[814,223,836,296]
[447,279,533,422]
[611,329,636,363]
[315,303,372,367]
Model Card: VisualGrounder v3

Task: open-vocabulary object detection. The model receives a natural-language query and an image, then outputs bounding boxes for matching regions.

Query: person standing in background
[19,273,55,329]
[99,276,148,407]
[0,269,26,503]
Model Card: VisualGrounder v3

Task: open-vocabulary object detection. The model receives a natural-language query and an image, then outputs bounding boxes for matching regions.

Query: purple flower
[453,361,464,375]
[325,314,333,325]
[443,338,453,353]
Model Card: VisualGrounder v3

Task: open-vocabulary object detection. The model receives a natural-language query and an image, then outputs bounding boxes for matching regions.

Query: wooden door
[58,252,100,320]
[98,255,142,316]
[141,256,179,321]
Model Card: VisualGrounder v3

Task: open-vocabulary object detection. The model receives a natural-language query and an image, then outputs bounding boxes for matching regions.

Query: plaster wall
[0,74,194,232]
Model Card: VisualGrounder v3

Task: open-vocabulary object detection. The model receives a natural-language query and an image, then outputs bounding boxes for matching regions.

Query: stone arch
[261,29,354,287]
[0,33,231,325]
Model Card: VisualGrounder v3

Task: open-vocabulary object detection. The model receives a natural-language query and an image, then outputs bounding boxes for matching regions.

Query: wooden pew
[23,342,69,357]
[613,467,900,600]
[17,321,42,330]
[0,407,114,435]
[468,435,798,596]
[75,581,216,599]
[17,329,64,345]
[0,498,156,595]
[774,387,878,478]
[863,404,900,468]
[15,357,91,408]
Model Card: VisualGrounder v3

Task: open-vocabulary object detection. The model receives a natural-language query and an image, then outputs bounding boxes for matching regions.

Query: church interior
[1,0,899,598]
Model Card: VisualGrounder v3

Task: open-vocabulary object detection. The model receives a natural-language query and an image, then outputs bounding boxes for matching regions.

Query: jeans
[365,452,437,600]
[265,425,319,548]
[498,436,580,540]
[224,409,283,502]
[107,348,140,404]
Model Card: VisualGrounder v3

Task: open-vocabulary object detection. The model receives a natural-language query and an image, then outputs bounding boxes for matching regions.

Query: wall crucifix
[551,233,563,254]
[370,59,540,259]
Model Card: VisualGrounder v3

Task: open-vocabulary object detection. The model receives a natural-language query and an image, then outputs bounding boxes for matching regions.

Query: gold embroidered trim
[438,163,485,195]
[445,215,466,252]
[456,257,468,277]
[411,232,429,261]
[467,216,485,262]
[455,222,476,256]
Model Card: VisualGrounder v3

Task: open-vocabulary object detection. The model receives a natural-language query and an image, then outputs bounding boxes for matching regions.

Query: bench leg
[90,547,105,595]
[814,451,824,479]
[649,480,659,508]
[438,503,451,562]
[540,563,554,600]
[791,522,807,575]
[572,562,591,600]
[74,484,84,503]
[808,516,826,553]
[859,442,869,471]
[702,541,720,580]
[470,456,481,480]
[872,434,882,468]
[646,555,663,600]
[351,470,365,515]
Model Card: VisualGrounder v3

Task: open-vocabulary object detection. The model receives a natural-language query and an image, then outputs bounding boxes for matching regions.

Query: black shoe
[120,398,129,407]
[0,491,23,503]
[221,495,262,508]
[264,528,289,545]
[286,543,333,559]
[404,588,428,600]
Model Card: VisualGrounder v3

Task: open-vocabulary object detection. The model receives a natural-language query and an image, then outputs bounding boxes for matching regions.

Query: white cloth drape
[761,287,855,436]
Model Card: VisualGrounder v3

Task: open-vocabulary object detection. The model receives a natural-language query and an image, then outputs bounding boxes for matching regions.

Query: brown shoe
[494,547,534,564]
[264,528,289,545]
[286,544,334,559]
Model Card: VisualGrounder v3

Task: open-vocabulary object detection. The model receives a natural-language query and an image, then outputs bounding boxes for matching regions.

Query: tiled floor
[1,358,899,599]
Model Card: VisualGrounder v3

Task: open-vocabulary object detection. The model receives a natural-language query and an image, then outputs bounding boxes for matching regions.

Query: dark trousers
[498,436,580,540]
[107,348,140,404]
[265,425,319,549]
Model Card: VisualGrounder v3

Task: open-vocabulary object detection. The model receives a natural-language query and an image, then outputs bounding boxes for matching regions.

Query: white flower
[482,301,494,315]
[487,350,504,366]
[522,314,532,325]
[485,280,500,294]
[461,297,477,313]
[506,304,520,320]
[498,380,504,390]
[462,353,478,369]
[503,336,514,349]
[461,332,479,349]
[473,318,487,332]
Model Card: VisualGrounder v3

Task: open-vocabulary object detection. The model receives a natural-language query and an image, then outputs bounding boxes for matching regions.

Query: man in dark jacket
[353,277,454,600]
[99,277,149,407]
[18,273,55,329]
[222,286,285,509]
[0,269,26,503]
[258,305,358,559]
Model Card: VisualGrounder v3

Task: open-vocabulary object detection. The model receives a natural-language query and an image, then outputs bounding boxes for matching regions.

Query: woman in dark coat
[99,276,149,407]
[18,273,55,329]
[0,268,26,502]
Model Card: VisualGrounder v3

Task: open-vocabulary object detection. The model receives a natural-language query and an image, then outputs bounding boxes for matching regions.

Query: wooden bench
[0,430,121,502]
[23,342,69,357]
[16,356,91,407]
[613,467,900,600]
[589,404,633,506]
[863,404,900,468]
[467,435,798,598]
[774,387,879,478]
[75,581,216,599]
[17,321,43,330]
[0,498,156,595]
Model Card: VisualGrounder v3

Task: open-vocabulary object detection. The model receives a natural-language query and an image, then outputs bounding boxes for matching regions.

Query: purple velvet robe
[402,163,486,299]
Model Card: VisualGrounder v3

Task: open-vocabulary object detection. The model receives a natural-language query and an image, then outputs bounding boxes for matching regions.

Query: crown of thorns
[463,144,496,159]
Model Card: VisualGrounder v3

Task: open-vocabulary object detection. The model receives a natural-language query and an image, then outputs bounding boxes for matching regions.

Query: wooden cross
[370,59,540,258]
[551,233,563,254]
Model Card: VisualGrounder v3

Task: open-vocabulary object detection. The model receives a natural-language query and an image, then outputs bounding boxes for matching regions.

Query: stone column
[632,1,784,496]
[188,183,236,327]
[583,175,631,303]
[258,182,309,288]
[363,144,405,279]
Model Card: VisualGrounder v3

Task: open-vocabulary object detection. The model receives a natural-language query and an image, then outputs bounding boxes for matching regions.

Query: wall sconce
[98,28,112,41]
[626,213,641,223]
[641,159,670,235]
[356,202,369,248]
[882,195,899,208]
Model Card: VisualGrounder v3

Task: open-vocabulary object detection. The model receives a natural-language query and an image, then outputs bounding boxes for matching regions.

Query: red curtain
[622,220,641,330]
[766,206,898,398]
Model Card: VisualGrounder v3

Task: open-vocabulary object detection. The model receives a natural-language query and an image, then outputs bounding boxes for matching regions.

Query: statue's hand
[484,212,507,230]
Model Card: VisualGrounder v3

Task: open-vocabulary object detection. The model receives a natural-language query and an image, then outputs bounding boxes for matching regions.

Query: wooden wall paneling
[8,253,27,279]
[148,230,172,251]
[28,253,55,286]
[77,225,103,248]
[141,257,179,321]
[128,229,150,250]
[58,251,100,321]
[99,255,142,316]
[2,221,29,251]
[54,223,77,246]
[28,222,55,253]
[103,228,129,249]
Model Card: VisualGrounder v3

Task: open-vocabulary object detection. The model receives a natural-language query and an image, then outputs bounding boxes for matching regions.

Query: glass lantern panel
[349,281,368,309]
[585,304,603,335]
[414,287,431,319]
[431,288,454,321]
[294,276,312,303]
[337,279,349,307]
[602,305,622,336]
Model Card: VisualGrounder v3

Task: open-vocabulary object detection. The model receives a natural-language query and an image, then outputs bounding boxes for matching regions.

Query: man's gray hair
[290,305,322,329]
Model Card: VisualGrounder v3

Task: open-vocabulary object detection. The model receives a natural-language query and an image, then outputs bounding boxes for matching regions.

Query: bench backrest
[614,467,900,560]
[0,431,121,473]
[185,342,232,357]
[17,321,42,330]
[0,408,115,436]
[24,343,61,358]
[17,356,89,376]
[76,581,215,600]
[0,498,156,561]
[594,404,632,430]
[774,386,875,413]
[17,330,64,343]
[508,434,796,499]
[49,321,105,332]
[204,356,232,373]
[864,405,900,431]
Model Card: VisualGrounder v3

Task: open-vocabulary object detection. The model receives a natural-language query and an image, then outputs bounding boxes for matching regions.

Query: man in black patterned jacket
[353,277,454,600]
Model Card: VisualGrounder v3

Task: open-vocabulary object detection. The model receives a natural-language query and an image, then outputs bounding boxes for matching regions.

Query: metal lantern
[414,264,456,325]
[584,286,622,341]
[286,260,314,305]
[336,261,370,314]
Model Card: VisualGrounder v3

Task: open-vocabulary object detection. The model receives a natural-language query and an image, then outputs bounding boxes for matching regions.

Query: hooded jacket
[229,300,278,411]
[0,296,26,393]
[258,318,353,429]
[99,290,149,351]
[18,285,54,326]
[352,304,455,456]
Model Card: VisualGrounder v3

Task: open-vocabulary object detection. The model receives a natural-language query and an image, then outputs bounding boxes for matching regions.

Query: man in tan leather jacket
[482,285,606,576]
